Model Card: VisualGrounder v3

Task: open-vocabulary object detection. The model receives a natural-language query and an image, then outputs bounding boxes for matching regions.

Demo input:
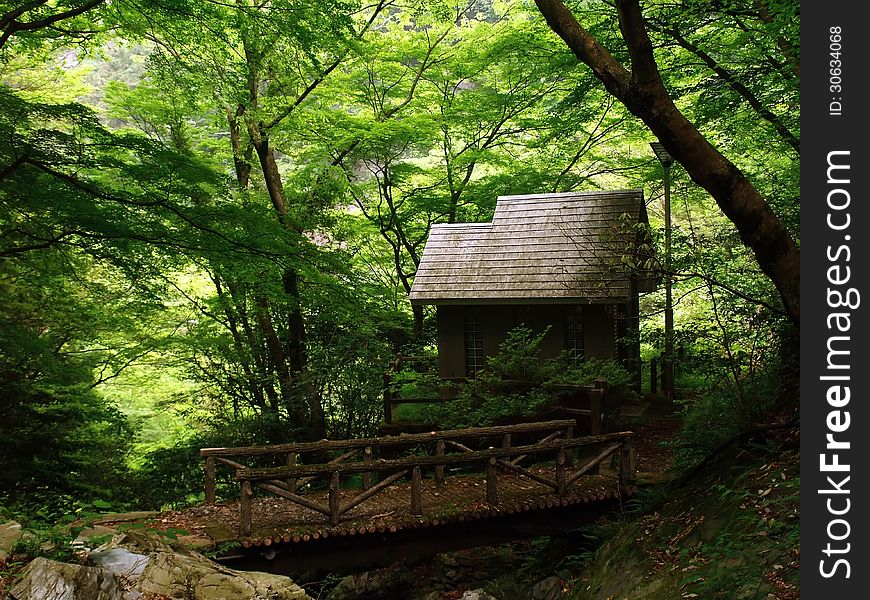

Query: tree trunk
[248,120,326,438]
[534,0,799,325]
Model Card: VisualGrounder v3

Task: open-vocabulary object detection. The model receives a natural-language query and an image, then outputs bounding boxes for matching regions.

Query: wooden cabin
[409,190,657,388]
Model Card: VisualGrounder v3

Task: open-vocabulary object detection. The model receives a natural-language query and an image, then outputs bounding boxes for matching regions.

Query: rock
[135,551,310,600]
[459,590,497,600]
[10,556,123,600]
[530,576,562,600]
[73,525,118,548]
[0,521,22,560]
[90,547,150,580]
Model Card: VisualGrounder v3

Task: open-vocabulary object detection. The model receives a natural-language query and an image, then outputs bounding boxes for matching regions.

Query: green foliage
[0,0,801,523]
[420,327,635,429]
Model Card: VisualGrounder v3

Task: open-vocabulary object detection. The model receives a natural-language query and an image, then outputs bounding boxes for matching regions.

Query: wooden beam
[254,483,331,516]
[201,420,579,457]
[495,458,557,489]
[339,469,409,516]
[566,443,622,487]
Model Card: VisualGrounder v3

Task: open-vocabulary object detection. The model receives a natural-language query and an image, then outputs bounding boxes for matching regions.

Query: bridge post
[383,372,393,424]
[239,481,252,536]
[589,389,603,435]
[411,466,422,515]
[286,452,297,494]
[619,438,637,488]
[362,447,372,490]
[556,448,567,496]
[563,426,574,467]
[329,471,341,525]
[435,440,445,485]
[486,457,498,504]
[204,456,215,505]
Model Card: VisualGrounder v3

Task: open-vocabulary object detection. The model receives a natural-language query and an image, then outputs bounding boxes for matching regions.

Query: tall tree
[533,0,800,325]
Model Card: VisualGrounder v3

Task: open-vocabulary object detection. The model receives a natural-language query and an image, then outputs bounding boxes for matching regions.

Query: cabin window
[566,306,584,362]
[464,306,484,376]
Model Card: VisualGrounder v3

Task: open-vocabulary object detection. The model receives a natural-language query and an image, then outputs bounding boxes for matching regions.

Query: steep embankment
[569,428,800,599]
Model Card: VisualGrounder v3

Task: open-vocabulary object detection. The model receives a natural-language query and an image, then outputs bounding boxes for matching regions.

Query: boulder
[90,547,150,580]
[530,576,562,600]
[10,556,122,600]
[459,590,498,600]
[135,551,310,600]
[0,521,22,560]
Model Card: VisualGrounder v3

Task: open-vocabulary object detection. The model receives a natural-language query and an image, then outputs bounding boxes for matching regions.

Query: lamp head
[650,142,673,166]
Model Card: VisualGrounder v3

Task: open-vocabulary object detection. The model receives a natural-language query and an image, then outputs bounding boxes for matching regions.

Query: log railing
[201,420,634,536]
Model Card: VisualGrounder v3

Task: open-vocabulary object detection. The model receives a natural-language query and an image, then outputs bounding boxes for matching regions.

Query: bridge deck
[173,467,627,548]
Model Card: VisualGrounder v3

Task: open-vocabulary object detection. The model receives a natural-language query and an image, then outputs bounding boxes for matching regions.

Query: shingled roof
[409,190,653,305]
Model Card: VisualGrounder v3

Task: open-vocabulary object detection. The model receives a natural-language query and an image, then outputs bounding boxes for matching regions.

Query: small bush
[421,327,636,429]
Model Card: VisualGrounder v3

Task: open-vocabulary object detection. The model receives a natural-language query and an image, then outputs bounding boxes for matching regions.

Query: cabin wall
[437,305,466,379]
[436,303,622,378]
[582,304,616,360]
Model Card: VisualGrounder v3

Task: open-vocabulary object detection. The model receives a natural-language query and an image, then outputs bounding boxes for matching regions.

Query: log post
[563,425,574,466]
[204,456,216,505]
[362,446,372,490]
[329,471,341,525]
[435,440,445,485]
[619,438,637,488]
[486,457,498,504]
[240,481,253,536]
[285,452,297,494]
[501,433,511,449]
[411,465,422,515]
[556,447,567,496]
[383,372,393,424]
[650,357,657,395]
[589,388,603,435]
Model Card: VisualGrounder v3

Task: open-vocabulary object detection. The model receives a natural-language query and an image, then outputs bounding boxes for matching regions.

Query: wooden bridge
[189,419,636,570]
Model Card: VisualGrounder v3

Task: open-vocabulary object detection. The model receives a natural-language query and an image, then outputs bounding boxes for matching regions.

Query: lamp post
[650,142,674,398]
